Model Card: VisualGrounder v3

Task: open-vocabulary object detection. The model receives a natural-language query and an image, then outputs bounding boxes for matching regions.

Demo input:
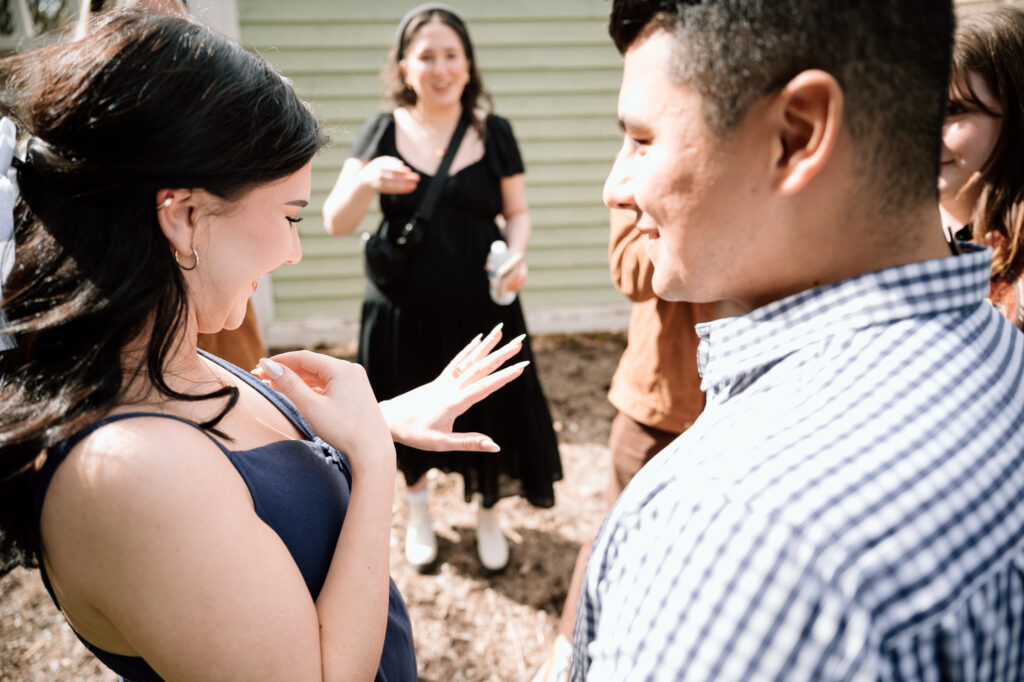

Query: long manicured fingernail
[489,323,504,335]
[509,333,526,345]
[258,357,283,379]
[482,438,500,452]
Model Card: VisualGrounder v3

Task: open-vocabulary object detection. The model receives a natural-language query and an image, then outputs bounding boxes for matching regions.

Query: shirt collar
[695,246,992,394]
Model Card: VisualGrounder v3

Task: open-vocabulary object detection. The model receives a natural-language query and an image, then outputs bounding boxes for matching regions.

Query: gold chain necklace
[410,111,458,157]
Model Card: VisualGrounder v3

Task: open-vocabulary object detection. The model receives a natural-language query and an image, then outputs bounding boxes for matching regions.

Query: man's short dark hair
[609,0,954,212]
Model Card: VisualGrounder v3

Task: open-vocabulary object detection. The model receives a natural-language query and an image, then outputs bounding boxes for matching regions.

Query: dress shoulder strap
[59,411,221,457]
[199,349,316,440]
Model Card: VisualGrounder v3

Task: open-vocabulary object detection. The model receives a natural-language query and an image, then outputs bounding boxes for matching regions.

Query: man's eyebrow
[618,115,648,133]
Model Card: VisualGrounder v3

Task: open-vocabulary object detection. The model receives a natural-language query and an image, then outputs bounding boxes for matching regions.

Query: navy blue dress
[352,113,562,508]
[32,351,417,681]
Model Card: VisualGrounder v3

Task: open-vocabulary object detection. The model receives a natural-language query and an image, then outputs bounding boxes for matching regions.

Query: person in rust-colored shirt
[532,209,716,682]
[604,209,716,500]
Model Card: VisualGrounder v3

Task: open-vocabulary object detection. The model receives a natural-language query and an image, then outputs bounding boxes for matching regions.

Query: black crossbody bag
[362,115,470,295]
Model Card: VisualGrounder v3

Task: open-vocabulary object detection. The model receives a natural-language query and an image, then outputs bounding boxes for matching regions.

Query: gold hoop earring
[174,247,199,271]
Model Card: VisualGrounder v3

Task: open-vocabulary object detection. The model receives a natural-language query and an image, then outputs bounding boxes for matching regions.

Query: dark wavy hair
[951,6,1024,282]
[0,10,327,575]
[382,6,492,135]
[608,0,954,214]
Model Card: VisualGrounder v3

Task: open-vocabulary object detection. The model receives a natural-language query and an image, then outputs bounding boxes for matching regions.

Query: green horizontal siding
[240,1,615,22]
[244,19,610,49]
[268,46,622,73]
[309,93,620,128]
[239,0,625,326]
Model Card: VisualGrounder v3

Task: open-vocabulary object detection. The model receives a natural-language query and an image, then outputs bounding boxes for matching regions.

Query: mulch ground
[0,331,627,681]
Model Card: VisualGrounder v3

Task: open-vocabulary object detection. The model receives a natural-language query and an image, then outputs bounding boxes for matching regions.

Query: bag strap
[412,114,470,223]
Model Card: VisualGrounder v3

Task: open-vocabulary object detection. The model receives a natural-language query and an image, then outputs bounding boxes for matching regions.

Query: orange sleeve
[608,209,656,303]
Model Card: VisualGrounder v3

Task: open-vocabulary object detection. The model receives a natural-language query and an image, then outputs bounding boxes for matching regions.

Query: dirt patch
[0,332,627,681]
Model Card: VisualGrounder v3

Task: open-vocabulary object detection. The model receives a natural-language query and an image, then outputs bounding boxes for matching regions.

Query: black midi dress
[351,112,562,508]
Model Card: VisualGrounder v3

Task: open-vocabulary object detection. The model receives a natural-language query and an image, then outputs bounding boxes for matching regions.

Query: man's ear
[771,70,844,194]
[154,188,197,257]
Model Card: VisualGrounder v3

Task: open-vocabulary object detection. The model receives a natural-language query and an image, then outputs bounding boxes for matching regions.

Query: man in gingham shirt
[573,1,1024,680]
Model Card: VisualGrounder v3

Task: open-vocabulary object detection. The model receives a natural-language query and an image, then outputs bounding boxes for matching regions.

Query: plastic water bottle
[485,240,521,306]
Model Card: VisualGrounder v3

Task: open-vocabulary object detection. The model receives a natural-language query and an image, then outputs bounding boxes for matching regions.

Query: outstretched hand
[380,324,528,453]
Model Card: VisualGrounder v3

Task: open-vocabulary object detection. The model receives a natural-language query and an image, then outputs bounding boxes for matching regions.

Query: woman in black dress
[323,3,561,573]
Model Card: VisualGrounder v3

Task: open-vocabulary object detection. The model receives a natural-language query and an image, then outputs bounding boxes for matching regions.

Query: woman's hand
[360,155,420,195]
[254,351,395,477]
[380,325,529,452]
[323,155,416,236]
[502,257,529,294]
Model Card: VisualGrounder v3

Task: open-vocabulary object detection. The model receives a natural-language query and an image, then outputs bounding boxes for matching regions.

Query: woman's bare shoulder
[40,414,251,565]
[54,414,231,491]
[38,415,322,675]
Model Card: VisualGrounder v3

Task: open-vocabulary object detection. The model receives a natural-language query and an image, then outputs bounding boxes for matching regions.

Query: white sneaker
[474,494,509,573]
[405,499,438,573]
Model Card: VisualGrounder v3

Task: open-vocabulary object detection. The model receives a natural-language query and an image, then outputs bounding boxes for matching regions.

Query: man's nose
[603,154,634,211]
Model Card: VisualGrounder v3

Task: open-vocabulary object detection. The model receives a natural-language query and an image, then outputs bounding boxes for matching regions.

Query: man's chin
[652,273,718,304]
[652,274,688,302]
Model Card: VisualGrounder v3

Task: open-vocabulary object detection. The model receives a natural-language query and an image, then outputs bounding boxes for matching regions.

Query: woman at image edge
[323,4,561,574]
[0,11,529,681]
[939,6,1024,328]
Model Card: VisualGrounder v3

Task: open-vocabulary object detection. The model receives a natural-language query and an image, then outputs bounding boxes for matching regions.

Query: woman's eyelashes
[286,215,303,226]
[946,101,969,117]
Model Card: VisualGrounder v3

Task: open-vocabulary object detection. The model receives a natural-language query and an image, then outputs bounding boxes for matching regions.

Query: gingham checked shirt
[573,246,1024,681]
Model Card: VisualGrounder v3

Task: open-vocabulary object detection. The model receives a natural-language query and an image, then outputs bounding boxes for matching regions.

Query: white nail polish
[258,357,283,379]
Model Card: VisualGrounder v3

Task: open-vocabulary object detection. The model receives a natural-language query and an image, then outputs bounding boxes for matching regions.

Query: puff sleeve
[349,112,393,161]
[485,115,525,178]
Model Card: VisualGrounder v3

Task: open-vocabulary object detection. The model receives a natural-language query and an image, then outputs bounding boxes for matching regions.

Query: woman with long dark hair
[0,11,525,680]
[939,5,1024,328]
[322,3,561,575]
